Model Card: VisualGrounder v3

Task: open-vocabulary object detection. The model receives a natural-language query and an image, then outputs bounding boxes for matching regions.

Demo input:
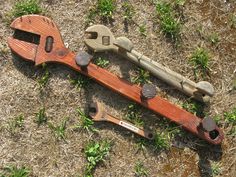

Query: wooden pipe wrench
[7,15,223,145]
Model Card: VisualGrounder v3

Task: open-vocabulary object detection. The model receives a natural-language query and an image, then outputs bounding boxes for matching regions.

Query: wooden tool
[7,15,223,145]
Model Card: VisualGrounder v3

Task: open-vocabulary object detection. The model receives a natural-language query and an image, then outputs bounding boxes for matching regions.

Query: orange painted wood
[7,15,223,144]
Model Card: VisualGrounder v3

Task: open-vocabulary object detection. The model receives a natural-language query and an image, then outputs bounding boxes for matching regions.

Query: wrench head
[8,15,69,65]
[89,102,105,121]
[84,25,116,52]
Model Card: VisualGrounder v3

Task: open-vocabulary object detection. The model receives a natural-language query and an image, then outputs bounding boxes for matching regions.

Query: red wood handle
[59,52,223,145]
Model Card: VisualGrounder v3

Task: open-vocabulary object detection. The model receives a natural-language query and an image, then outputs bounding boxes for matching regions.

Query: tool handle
[117,49,211,102]
[60,52,223,145]
[104,114,154,140]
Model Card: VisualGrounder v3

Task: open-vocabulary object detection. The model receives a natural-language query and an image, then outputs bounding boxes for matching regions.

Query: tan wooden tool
[7,15,223,145]
[84,25,214,103]
[89,102,154,140]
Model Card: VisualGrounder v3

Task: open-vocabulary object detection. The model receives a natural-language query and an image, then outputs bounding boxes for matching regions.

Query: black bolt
[141,83,157,99]
[75,52,92,69]
[201,117,216,132]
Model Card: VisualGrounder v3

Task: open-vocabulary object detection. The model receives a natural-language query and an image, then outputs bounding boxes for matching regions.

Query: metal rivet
[141,83,157,99]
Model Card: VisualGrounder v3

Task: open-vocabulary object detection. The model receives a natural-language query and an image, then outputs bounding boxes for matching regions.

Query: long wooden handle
[59,52,223,145]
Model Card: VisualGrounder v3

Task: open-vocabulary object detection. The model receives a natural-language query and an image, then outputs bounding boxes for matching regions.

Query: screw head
[201,117,216,132]
[141,83,157,99]
[75,52,92,68]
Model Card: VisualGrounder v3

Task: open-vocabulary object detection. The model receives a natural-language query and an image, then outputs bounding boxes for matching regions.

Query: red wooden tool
[7,15,223,144]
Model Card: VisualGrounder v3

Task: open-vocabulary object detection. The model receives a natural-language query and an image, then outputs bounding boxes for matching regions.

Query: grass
[122,1,135,22]
[182,99,205,117]
[135,138,148,152]
[1,165,30,177]
[74,108,98,133]
[131,68,150,85]
[97,0,116,18]
[69,74,91,91]
[134,161,148,177]
[37,64,50,88]
[175,0,186,6]
[152,132,169,151]
[190,47,210,78]
[35,107,47,126]
[139,24,147,37]
[125,103,144,127]
[10,0,42,19]
[224,107,236,136]
[156,2,181,41]
[208,33,220,45]
[86,7,97,25]
[84,140,112,176]
[94,57,110,68]
[229,13,236,28]
[48,118,67,140]
[7,115,24,135]
[211,162,221,176]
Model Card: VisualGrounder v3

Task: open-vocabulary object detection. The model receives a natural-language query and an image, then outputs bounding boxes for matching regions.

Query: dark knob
[75,52,92,68]
[141,83,157,99]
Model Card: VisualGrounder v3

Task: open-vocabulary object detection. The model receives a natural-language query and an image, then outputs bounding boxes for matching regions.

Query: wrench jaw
[193,81,215,102]
[8,15,69,66]
[84,25,116,52]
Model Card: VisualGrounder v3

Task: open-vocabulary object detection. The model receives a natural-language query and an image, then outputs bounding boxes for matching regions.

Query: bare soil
[0,0,235,177]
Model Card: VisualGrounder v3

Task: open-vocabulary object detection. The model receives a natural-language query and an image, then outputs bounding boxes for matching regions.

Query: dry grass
[0,0,235,176]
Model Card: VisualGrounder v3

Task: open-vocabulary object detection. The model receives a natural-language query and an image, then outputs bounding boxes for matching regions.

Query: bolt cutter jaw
[8,15,69,66]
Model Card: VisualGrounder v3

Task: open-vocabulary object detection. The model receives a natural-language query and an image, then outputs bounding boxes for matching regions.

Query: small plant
[122,1,135,22]
[156,2,181,40]
[7,115,25,135]
[135,138,148,152]
[182,99,205,117]
[131,68,150,85]
[134,161,148,177]
[208,33,220,45]
[35,107,47,126]
[211,162,221,176]
[190,47,210,77]
[139,24,147,37]
[125,103,144,127]
[11,0,42,18]
[97,0,116,18]
[2,165,30,177]
[224,107,236,125]
[48,118,67,140]
[229,13,236,28]
[37,64,50,88]
[94,57,110,68]
[152,132,169,151]
[69,74,91,91]
[86,7,97,25]
[84,140,112,176]
[74,108,98,133]
[175,0,186,6]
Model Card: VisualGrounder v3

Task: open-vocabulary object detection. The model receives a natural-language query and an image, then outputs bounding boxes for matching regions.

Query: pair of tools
[7,15,223,144]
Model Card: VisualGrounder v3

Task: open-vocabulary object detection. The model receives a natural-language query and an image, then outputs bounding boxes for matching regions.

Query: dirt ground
[0,0,236,177]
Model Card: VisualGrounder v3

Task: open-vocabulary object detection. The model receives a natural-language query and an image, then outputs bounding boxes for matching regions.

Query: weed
[35,107,47,126]
[224,107,236,125]
[74,108,98,133]
[134,161,148,177]
[7,115,24,135]
[182,99,205,117]
[94,57,110,68]
[131,68,150,85]
[37,64,50,88]
[190,47,210,77]
[97,0,115,18]
[175,0,186,6]
[211,162,221,176]
[84,140,111,176]
[139,24,147,37]
[152,132,169,151]
[2,165,30,177]
[213,115,221,124]
[208,33,220,45]
[11,0,42,18]
[125,103,144,127]
[156,2,180,40]
[86,7,97,25]
[135,138,148,152]
[229,13,236,28]
[69,74,91,91]
[48,118,67,140]
[122,1,135,22]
